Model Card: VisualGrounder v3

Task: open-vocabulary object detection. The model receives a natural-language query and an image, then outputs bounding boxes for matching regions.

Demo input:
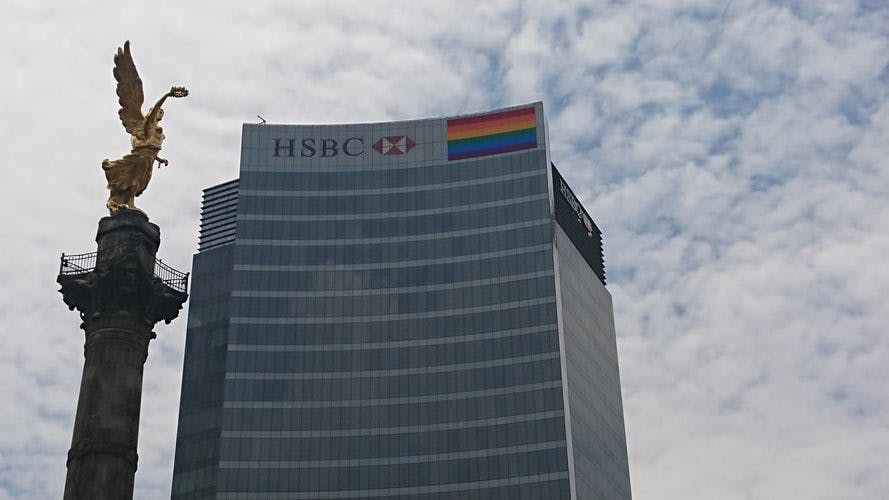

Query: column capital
[58,209,187,331]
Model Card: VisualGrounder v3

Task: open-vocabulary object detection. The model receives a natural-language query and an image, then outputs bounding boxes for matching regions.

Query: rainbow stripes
[447,107,537,160]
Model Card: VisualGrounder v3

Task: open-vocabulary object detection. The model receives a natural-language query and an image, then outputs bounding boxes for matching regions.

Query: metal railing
[58,251,189,294]
[59,251,97,275]
[154,258,189,294]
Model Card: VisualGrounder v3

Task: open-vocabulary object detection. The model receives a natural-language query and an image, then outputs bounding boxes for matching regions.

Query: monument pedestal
[58,209,188,500]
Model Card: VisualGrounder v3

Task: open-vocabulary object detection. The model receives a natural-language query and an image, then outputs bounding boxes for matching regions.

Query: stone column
[58,209,187,500]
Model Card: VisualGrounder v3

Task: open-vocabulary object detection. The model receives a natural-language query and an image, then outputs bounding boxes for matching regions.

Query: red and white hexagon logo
[372,136,416,156]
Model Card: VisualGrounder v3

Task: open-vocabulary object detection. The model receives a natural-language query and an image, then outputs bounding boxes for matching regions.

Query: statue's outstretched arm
[143,87,188,135]
[143,93,172,135]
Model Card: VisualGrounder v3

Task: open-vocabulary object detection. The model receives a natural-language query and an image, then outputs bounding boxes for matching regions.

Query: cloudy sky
[1,1,887,498]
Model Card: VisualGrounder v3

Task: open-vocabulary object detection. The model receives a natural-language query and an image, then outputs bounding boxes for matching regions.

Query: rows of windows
[216,476,570,500]
[221,441,566,468]
[229,449,573,484]
[233,248,552,290]
[230,298,555,326]
[228,303,558,344]
[234,270,553,299]
[224,357,562,401]
[230,276,555,318]
[220,416,566,460]
[238,173,547,216]
[229,324,556,352]
[239,169,542,199]
[207,144,577,496]
[226,330,559,373]
[221,387,563,431]
[239,151,545,190]
[237,199,549,240]
[224,381,561,410]
[226,351,559,380]
[290,478,571,500]
[233,234,552,271]
[237,220,548,249]
[240,194,547,223]
[215,444,567,492]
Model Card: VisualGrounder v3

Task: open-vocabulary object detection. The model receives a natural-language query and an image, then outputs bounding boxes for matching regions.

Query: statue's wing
[113,41,146,139]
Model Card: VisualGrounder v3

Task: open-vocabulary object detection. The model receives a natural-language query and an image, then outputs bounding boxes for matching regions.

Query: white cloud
[1,1,888,498]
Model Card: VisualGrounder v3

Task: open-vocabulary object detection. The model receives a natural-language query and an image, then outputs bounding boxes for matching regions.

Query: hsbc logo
[372,136,416,156]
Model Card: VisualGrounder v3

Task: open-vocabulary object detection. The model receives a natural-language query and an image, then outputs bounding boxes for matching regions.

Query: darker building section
[552,165,605,285]
[172,182,238,499]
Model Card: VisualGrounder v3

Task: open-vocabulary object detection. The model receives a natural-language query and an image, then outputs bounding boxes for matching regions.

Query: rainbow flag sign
[447,107,537,160]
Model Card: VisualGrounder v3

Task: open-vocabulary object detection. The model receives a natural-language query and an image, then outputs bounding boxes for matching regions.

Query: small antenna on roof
[257,115,266,124]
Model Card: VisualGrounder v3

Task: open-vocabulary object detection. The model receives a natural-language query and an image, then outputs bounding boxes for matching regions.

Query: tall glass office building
[172,103,631,499]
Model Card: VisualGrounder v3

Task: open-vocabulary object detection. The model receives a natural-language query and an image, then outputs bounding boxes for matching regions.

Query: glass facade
[172,103,630,499]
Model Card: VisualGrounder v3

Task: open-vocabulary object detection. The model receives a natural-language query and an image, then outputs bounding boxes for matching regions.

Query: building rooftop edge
[242,101,545,128]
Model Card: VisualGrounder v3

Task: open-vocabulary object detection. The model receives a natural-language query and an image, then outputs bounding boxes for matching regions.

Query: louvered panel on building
[198,179,238,252]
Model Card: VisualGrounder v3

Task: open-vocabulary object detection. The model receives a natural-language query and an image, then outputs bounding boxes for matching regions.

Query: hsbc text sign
[272,136,416,158]
[273,138,365,158]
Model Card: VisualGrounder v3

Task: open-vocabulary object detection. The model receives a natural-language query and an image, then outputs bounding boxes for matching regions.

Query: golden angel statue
[102,41,188,214]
